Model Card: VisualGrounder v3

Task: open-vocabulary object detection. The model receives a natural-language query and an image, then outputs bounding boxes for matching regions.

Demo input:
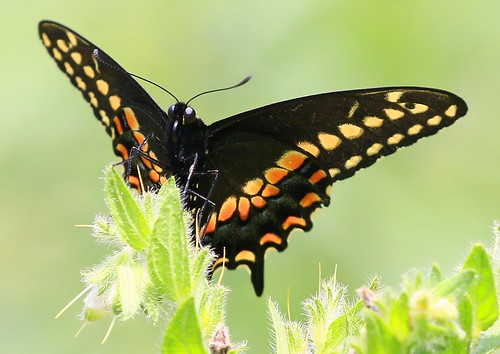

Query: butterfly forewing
[38,21,171,191]
[40,21,468,296]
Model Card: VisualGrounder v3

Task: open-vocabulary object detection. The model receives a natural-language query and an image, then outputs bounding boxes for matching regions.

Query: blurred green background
[1,0,498,352]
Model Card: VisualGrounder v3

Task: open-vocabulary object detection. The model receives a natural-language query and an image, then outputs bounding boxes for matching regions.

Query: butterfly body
[39,20,467,296]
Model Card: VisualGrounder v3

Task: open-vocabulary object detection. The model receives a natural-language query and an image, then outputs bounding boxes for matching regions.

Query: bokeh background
[1,1,498,353]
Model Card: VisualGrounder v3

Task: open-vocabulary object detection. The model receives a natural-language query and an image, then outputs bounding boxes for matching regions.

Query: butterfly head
[168,102,198,125]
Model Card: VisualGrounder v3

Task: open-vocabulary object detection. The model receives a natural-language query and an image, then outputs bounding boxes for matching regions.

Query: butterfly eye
[167,104,177,120]
[183,106,196,123]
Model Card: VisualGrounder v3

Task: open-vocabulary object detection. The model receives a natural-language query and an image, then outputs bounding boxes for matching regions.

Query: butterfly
[39,20,468,296]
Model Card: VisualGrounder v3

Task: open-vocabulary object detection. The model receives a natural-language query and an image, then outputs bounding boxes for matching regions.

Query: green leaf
[462,244,499,332]
[388,292,410,341]
[432,269,476,297]
[268,299,290,354]
[364,310,402,354]
[148,180,191,303]
[104,167,151,249]
[457,294,473,347]
[475,317,500,354]
[163,297,207,354]
[430,263,444,286]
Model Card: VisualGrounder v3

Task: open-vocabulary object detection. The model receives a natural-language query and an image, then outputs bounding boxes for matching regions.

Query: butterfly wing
[39,21,171,190]
[202,88,467,295]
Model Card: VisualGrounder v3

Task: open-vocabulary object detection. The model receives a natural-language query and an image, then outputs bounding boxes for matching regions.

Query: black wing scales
[203,88,467,295]
[38,21,171,191]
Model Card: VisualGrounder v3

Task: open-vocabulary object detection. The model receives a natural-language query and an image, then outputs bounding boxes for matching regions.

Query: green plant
[59,166,500,353]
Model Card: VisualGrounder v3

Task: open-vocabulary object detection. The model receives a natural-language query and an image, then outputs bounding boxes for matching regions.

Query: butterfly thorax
[167,102,208,172]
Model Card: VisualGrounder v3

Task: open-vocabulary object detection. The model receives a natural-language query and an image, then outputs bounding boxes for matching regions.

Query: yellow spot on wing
[56,39,69,53]
[366,143,383,156]
[235,250,256,263]
[70,52,82,65]
[52,48,62,61]
[384,108,404,120]
[387,133,404,145]
[63,62,74,76]
[260,233,282,245]
[297,141,320,157]
[386,91,403,103]
[242,178,264,195]
[363,116,384,128]
[66,31,78,46]
[427,115,442,126]
[407,124,423,135]
[329,168,340,178]
[88,91,98,107]
[41,33,51,47]
[96,79,109,96]
[109,95,121,111]
[83,66,95,78]
[339,124,364,139]
[345,155,362,169]
[277,151,307,171]
[403,103,428,114]
[445,105,457,118]
[318,132,341,150]
[99,110,110,126]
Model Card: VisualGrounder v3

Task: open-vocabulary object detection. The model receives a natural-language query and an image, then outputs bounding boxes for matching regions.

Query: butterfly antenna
[186,75,252,105]
[92,48,180,103]
[129,72,179,103]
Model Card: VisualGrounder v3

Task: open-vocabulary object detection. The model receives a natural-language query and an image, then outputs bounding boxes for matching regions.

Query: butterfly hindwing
[38,21,171,191]
[203,88,467,295]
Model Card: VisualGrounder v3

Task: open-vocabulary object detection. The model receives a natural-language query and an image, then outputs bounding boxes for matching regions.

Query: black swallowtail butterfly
[39,20,468,296]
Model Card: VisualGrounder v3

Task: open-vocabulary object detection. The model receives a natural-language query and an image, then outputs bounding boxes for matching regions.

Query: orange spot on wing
[238,197,250,221]
[277,151,307,171]
[282,216,307,230]
[212,256,229,270]
[124,107,140,130]
[133,131,146,145]
[205,212,217,234]
[128,175,141,192]
[113,116,124,135]
[219,197,237,222]
[149,169,160,183]
[264,168,288,184]
[309,170,327,184]
[259,233,282,246]
[300,193,322,207]
[116,143,129,160]
[261,184,280,197]
[140,155,153,169]
[251,196,266,208]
